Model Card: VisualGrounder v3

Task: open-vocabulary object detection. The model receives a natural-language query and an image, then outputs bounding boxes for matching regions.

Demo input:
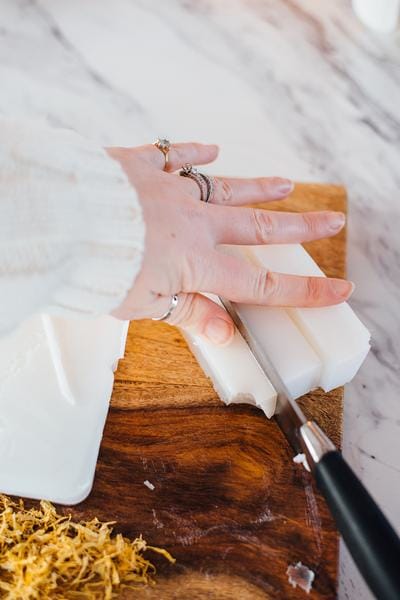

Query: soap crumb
[143,480,155,491]
[286,561,315,594]
[293,453,311,472]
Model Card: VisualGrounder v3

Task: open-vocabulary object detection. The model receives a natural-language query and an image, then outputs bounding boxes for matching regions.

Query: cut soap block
[0,314,129,505]
[182,295,277,417]
[220,245,322,399]
[248,244,371,391]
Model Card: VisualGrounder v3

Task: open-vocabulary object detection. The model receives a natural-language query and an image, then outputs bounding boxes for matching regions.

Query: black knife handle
[315,451,400,600]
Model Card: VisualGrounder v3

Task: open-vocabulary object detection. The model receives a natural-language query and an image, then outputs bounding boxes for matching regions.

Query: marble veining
[1,1,400,597]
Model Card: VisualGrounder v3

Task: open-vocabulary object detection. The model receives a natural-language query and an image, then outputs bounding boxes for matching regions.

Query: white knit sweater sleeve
[0,118,145,335]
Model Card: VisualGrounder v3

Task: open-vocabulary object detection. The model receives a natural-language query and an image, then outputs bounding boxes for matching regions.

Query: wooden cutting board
[66,183,346,599]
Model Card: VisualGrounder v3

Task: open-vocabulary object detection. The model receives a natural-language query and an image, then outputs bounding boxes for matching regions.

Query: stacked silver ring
[179,163,214,203]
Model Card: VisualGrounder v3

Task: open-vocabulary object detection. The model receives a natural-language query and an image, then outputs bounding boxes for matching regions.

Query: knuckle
[306,276,322,302]
[302,212,319,234]
[212,178,233,204]
[258,178,271,195]
[253,269,278,302]
[220,179,233,204]
[252,209,274,243]
[212,178,223,203]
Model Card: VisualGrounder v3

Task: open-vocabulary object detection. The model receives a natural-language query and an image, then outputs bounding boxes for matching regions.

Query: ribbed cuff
[49,144,145,316]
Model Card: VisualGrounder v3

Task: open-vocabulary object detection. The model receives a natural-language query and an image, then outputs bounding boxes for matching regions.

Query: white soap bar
[41,314,76,406]
[0,315,129,505]
[220,246,322,399]
[248,244,371,391]
[183,295,277,418]
[228,303,322,399]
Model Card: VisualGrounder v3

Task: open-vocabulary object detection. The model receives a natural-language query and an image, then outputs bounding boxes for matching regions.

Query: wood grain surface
[64,183,347,599]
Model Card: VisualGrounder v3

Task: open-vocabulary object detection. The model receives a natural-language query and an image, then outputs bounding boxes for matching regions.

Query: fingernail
[204,318,234,345]
[274,178,294,196]
[332,279,355,299]
[328,212,346,232]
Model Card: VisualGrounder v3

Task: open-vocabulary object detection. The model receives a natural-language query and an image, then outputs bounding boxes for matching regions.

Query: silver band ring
[180,163,207,201]
[152,294,179,322]
[180,163,214,203]
[153,138,171,170]
[198,172,215,203]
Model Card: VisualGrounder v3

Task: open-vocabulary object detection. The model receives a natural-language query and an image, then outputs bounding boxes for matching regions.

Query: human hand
[107,143,352,345]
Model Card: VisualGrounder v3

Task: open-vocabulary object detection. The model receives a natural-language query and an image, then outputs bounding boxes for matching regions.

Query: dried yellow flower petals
[0,495,174,599]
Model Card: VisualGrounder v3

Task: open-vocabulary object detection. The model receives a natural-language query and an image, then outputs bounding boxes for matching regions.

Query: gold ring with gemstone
[153,138,171,170]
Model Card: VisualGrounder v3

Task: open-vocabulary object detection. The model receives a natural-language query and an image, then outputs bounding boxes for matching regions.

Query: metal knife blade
[220,297,307,455]
[220,297,400,600]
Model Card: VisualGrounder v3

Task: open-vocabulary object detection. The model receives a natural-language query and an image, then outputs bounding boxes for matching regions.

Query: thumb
[169,293,235,345]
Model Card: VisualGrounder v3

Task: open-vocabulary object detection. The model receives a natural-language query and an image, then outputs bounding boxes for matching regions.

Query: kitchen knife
[221,298,400,600]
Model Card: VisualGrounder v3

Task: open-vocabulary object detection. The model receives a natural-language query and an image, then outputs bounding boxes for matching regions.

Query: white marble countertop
[1,1,399,597]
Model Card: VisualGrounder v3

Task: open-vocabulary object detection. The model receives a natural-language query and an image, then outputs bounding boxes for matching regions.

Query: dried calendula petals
[0,495,174,599]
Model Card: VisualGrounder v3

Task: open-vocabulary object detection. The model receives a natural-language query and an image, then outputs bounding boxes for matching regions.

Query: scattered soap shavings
[144,480,155,491]
[286,561,315,594]
[293,453,311,472]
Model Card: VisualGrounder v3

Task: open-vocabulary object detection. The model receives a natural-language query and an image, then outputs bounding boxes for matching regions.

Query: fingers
[166,292,235,345]
[210,206,346,245]
[147,142,219,172]
[197,251,354,307]
[179,173,294,205]
[210,176,293,206]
